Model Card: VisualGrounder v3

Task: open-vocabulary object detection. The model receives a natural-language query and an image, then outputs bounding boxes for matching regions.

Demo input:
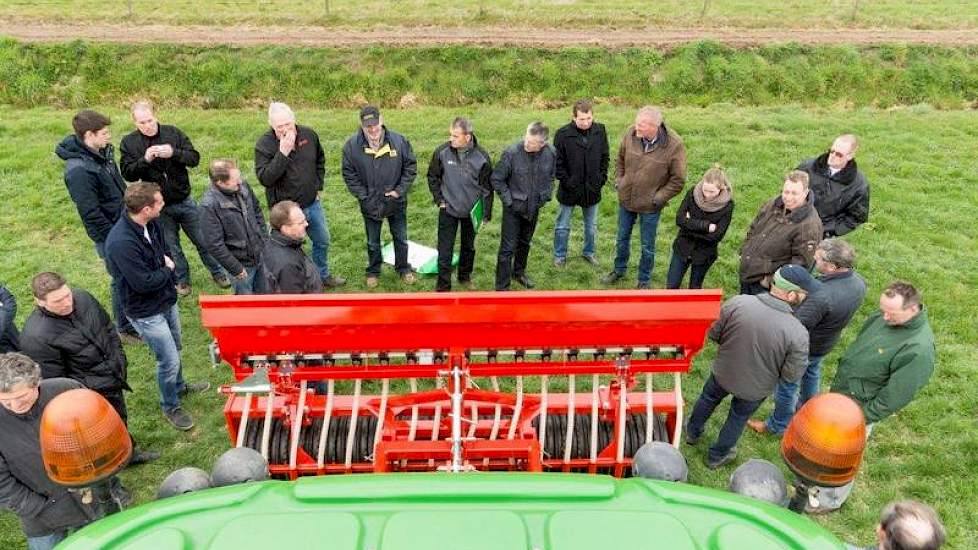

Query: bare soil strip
[3,22,978,48]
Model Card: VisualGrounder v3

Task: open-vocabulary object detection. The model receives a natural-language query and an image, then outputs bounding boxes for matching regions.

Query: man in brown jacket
[601,106,686,289]
[738,170,823,295]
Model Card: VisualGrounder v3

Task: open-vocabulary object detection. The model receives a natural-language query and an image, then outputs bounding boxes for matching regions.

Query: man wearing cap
[749,240,867,436]
[255,102,345,290]
[685,266,811,469]
[807,281,936,514]
[341,106,418,288]
[739,170,822,295]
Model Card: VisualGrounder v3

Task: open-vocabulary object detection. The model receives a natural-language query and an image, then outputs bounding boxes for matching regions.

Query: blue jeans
[232,266,263,295]
[94,241,134,335]
[0,285,20,352]
[302,199,332,280]
[27,531,67,550]
[612,205,660,285]
[128,304,185,412]
[160,196,225,285]
[553,203,597,260]
[364,208,409,276]
[665,253,715,289]
[765,355,825,435]
[687,373,765,462]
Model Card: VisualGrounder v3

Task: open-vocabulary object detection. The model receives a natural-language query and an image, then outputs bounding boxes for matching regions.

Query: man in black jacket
[427,117,494,292]
[199,159,268,295]
[120,101,228,296]
[259,201,322,294]
[0,353,97,549]
[492,122,556,291]
[19,272,159,464]
[552,100,609,268]
[55,110,138,342]
[255,102,345,290]
[0,284,19,353]
[105,183,210,432]
[748,240,867,436]
[341,106,418,288]
[796,134,870,238]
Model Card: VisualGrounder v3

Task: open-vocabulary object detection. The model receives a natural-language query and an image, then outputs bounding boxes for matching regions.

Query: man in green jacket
[809,281,936,513]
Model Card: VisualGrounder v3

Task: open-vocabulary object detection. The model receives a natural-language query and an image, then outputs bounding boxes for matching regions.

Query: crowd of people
[0,98,944,549]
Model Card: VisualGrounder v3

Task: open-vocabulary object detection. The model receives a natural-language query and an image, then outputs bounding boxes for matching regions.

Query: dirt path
[3,21,978,48]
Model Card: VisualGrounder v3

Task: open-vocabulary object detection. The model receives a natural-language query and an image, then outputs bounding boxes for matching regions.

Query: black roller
[278,419,290,464]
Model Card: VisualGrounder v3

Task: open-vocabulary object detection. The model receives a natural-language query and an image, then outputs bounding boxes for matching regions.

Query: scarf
[692,180,732,213]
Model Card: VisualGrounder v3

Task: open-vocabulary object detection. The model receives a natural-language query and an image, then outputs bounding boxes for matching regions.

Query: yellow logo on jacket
[364,144,397,159]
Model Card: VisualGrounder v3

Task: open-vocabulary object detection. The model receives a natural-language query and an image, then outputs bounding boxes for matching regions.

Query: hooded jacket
[119,124,200,206]
[797,154,870,237]
[199,180,268,275]
[19,289,130,394]
[255,125,325,209]
[341,127,417,221]
[554,121,609,208]
[615,123,687,213]
[55,135,127,244]
[738,192,823,284]
[427,134,494,220]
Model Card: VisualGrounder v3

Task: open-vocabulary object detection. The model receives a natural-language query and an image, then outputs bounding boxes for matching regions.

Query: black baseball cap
[360,106,381,127]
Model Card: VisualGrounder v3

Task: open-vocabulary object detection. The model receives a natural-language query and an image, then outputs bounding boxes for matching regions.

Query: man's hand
[385,190,400,199]
[708,223,717,232]
[155,144,174,159]
[279,129,296,156]
[234,270,248,281]
[164,255,175,270]
[144,147,158,162]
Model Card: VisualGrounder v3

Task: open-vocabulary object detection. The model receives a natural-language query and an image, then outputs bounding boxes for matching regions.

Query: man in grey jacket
[492,122,556,291]
[685,266,811,469]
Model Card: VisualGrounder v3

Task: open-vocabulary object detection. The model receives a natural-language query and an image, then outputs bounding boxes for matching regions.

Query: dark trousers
[686,373,765,462]
[436,209,476,291]
[160,197,224,285]
[495,207,539,290]
[0,285,20,352]
[364,208,409,277]
[665,254,715,289]
[739,280,767,295]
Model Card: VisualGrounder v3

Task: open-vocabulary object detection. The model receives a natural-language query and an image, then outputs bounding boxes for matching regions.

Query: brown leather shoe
[747,419,769,435]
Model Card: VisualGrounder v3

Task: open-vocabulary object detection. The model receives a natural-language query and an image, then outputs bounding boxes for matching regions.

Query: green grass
[3,40,978,110]
[2,0,978,29]
[1,104,976,548]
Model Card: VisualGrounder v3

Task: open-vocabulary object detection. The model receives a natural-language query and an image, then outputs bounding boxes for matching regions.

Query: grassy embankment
[0,41,976,548]
[2,0,978,29]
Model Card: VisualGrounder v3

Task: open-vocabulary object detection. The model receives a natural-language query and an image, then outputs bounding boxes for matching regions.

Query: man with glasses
[797,134,870,238]
[259,201,323,294]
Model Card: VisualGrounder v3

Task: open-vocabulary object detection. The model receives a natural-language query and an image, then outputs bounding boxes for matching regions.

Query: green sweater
[831,307,936,424]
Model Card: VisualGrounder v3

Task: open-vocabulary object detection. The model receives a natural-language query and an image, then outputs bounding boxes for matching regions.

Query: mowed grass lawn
[1,0,977,29]
[0,104,976,548]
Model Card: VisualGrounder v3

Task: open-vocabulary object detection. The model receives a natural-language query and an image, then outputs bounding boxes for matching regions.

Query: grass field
[0,103,976,548]
[2,0,978,29]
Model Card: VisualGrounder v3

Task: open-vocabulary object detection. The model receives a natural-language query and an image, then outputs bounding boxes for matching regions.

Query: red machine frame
[201,290,721,478]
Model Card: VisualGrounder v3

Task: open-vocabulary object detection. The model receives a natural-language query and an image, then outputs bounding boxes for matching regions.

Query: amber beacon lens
[781,392,866,488]
[40,388,132,486]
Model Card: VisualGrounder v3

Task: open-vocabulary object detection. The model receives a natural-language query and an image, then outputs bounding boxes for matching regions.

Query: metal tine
[407,378,419,441]
[236,392,252,448]
[590,374,599,464]
[564,374,576,464]
[430,377,443,468]
[289,380,308,470]
[539,375,549,459]
[507,376,524,440]
[344,379,362,469]
[372,379,389,460]
[260,388,275,460]
[616,372,626,464]
[317,380,335,468]
[645,373,655,444]
[484,376,502,469]
[672,372,683,450]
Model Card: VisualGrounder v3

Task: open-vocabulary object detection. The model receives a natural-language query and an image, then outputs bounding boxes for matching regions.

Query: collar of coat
[813,152,859,184]
[755,292,794,314]
[270,229,304,249]
[773,190,816,223]
[630,123,671,150]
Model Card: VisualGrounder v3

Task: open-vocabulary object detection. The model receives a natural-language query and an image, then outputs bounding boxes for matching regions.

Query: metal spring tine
[484,376,502,469]
[467,401,478,439]
[373,379,389,458]
[408,378,419,441]
[645,373,655,444]
[539,375,549,459]
[344,379,362,469]
[289,380,308,470]
[616,373,627,463]
[317,380,335,468]
[590,374,599,464]
[564,375,576,464]
[672,372,683,450]
[260,389,275,461]
[430,387,443,469]
[236,392,252,448]
[507,377,524,440]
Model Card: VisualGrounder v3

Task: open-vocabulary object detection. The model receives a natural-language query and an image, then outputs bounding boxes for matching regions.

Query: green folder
[470,198,485,234]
